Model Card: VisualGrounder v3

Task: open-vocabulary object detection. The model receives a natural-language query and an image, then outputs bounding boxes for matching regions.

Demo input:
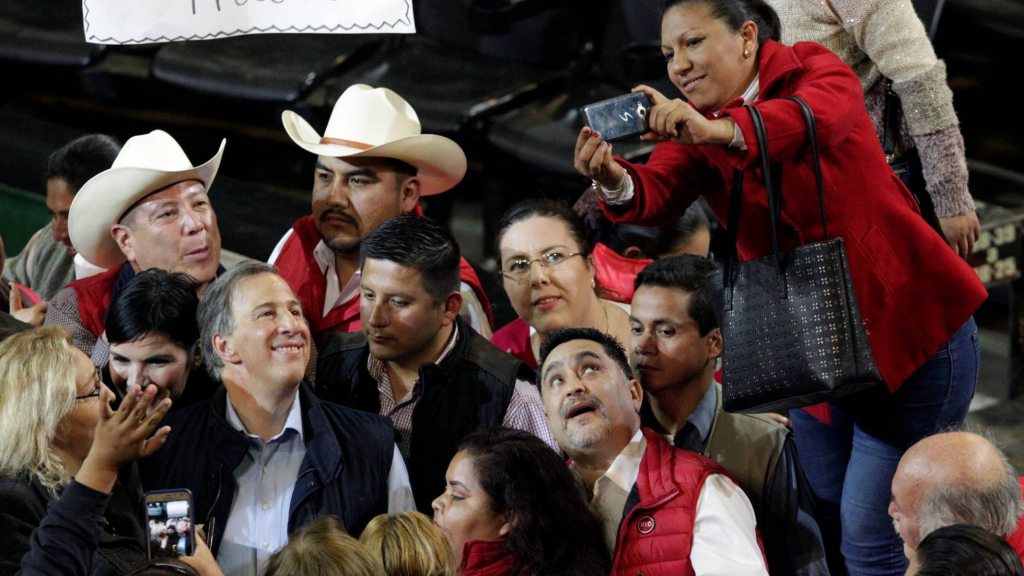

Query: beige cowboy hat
[281,84,467,196]
[68,130,225,269]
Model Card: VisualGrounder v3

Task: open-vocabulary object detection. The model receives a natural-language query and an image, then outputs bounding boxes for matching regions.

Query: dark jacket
[0,477,146,576]
[137,382,395,554]
[316,315,530,512]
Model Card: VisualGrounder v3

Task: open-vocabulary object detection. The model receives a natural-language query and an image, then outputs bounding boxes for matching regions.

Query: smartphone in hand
[581,92,654,142]
[145,489,195,559]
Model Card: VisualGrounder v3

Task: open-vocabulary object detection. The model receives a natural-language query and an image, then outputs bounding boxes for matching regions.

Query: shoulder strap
[782,96,828,239]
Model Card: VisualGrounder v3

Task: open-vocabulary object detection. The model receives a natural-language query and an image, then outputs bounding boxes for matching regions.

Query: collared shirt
[574,428,769,575]
[218,390,307,576]
[367,322,558,458]
[268,232,490,337]
[664,380,718,451]
[600,76,761,205]
[661,381,830,576]
[217,390,416,576]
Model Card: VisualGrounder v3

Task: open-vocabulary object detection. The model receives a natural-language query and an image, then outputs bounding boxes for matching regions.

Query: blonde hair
[360,512,456,576]
[0,327,78,495]
[264,516,384,576]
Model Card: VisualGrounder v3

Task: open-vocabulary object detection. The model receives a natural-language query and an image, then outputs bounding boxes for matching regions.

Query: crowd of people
[1,0,1023,575]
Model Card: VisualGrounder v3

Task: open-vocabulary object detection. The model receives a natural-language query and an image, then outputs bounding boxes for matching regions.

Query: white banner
[83,0,415,45]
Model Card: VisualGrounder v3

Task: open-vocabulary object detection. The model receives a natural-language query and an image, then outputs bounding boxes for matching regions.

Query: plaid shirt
[367,323,557,458]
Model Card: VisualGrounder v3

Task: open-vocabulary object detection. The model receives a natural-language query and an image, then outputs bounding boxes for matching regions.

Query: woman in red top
[573,0,986,573]
[431,429,608,576]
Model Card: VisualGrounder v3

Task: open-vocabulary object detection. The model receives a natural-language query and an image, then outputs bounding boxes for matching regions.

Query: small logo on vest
[637,516,656,534]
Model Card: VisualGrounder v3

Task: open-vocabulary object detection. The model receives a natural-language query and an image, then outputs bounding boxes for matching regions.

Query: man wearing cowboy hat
[45,130,225,365]
[269,84,493,346]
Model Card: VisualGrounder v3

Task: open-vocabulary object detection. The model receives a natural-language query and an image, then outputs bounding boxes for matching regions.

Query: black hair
[664,0,781,44]
[458,428,611,576]
[915,524,1024,576]
[634,255,720,335]
[602,204,710,260]
[494,199,592,261]
[538,327,632,382]
[45,134,122,192]
[360,214,461,305]
[104,268,200,351]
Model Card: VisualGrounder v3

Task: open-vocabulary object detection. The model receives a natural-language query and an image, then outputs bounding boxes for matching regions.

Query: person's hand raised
[180,534,225,576]
[75,384,171,494]
[574,126,627,190]
[10,288,48,326]
[632,85,735,147]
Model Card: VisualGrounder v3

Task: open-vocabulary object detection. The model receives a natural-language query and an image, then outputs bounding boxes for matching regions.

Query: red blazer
[601,40,986,395]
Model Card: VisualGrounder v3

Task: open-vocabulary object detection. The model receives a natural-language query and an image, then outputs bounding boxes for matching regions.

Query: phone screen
[146,495,194,559]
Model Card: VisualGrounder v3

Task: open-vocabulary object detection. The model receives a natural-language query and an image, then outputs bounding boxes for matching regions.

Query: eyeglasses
[75,367,103,401]
[501,252,584,283]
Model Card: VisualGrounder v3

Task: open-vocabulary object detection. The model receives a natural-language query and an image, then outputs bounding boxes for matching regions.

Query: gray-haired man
[889,430,1024,561]
[139,261,414,576]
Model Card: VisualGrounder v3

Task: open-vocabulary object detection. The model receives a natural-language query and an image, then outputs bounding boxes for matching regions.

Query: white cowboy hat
[68,130,225,269]
[281,84,467,196]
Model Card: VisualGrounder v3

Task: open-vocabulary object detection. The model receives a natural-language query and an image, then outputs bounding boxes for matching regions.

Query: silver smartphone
[145,489,195,559]
[581,92,654,142]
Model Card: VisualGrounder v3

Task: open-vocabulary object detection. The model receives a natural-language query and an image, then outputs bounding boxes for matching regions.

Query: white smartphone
[145,489,196,559]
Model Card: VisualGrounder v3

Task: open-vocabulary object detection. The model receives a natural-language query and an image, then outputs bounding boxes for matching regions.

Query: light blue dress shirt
[217,391,307,576]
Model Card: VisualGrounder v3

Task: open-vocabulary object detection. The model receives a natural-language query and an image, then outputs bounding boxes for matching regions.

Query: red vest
[70,263,125,338]
[1007,477,1024,566]
[592,242,651,304]
[273,216,493,345]
[459,539,513,576]
[612,428,767,576]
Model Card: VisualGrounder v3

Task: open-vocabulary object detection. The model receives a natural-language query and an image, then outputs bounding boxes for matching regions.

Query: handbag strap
[748,106,787,282]
[782,96,829,240]
[881,79,898,157]
[723,105,786,298]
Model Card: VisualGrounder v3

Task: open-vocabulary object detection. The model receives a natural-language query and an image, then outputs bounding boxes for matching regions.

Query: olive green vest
[703,383,789,518]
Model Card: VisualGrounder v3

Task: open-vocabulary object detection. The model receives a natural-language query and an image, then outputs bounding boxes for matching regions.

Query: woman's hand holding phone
[631,85,736,147]
[180,535,225,576]
[574,126,627,190]
[76,384,171,494]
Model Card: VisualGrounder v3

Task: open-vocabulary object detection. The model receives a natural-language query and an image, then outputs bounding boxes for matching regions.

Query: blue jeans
[790,317,980,576]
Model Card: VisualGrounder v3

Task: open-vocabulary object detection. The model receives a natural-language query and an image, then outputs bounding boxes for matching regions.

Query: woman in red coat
[574,0,986,574]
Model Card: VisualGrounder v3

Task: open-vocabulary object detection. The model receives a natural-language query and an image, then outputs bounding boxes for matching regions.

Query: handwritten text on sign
[83,0,415,45]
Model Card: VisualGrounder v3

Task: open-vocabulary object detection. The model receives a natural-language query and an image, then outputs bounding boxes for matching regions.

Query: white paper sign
[83,0,415,45]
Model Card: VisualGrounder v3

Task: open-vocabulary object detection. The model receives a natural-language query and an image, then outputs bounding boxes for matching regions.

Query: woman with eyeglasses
[0,326,172,576]
[491,200,633,370]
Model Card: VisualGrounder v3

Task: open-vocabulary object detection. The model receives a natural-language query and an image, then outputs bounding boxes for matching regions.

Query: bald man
[889,431,1024,563]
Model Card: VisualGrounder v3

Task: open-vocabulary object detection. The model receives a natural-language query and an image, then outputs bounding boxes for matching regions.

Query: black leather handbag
[713,97,882,414]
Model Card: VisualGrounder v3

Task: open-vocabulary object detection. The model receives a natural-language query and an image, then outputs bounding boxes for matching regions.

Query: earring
[591,279,596,289]
[744,49,750,57]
